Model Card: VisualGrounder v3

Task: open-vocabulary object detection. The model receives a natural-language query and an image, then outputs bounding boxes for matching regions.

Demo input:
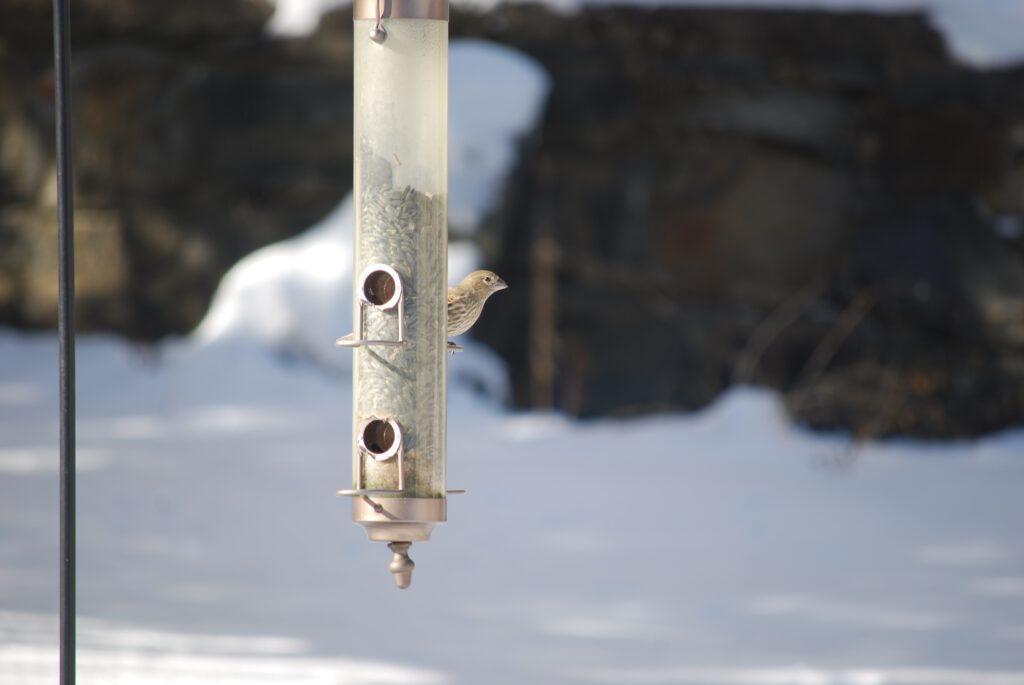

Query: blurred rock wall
[2,1,1022,436]
[451,6,1024,438]
[0,0,354,337]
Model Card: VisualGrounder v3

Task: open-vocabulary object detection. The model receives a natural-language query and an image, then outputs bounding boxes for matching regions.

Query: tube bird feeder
[336,0,451,589]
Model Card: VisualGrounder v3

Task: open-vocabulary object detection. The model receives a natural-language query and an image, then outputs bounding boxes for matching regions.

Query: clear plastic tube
[352,17,448,499]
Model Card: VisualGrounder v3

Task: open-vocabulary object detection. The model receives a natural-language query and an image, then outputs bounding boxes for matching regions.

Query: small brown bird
[447,270,508,338]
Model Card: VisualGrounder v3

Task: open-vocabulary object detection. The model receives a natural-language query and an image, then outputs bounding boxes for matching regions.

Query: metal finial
[388,541,414,589]
[370,0,387,42]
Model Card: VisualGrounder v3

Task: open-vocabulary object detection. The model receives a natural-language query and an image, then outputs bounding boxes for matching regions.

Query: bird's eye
[484,276,493,284]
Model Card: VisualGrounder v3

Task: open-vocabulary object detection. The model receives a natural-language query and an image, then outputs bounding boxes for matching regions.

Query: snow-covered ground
[2,40,1024,685]
[269,0,1024,67]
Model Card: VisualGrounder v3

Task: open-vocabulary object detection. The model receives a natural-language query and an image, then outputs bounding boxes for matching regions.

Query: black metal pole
[52,0,76,683]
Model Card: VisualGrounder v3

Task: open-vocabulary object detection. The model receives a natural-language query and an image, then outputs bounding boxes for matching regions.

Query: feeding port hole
[360,418,402,461]
[360,266,402,310]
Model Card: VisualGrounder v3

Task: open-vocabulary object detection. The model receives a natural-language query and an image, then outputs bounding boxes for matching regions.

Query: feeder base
[353,496,446,542]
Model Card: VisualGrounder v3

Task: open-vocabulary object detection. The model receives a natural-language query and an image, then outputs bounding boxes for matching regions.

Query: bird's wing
[447,288,457,306]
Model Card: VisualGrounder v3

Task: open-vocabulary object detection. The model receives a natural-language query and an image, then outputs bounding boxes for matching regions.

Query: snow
[193,39,546,373]
[269,0,1024,67]
[449,39,550,233]
[2,38,1024,685]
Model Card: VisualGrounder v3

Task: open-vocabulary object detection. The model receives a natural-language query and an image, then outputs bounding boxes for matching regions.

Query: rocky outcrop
[447,6,1024,437]
[1,2,1022,436]
[0,0,354,337]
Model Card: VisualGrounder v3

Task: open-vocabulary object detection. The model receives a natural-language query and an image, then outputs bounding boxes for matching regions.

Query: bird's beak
[496,278,508,291]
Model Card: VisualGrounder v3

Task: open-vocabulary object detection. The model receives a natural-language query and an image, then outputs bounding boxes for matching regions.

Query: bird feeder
[336,0,452,589]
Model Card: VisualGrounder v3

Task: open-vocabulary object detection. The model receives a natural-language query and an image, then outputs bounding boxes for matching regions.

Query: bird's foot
[447,341,463,355]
